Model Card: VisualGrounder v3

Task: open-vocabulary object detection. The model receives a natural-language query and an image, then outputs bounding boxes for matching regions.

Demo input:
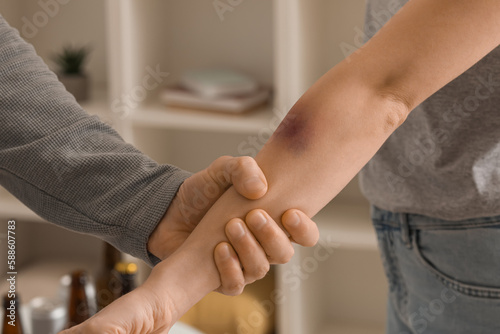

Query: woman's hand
[59,284,173,334]
[214,208,318,295]
[147,155,318,295]
[59,208,318,334]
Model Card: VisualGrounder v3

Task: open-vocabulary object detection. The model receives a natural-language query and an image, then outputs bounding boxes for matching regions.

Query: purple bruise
[272,111,310,154]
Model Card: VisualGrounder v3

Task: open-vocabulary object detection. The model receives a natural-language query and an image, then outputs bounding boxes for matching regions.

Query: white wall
[0,0,108,87]
[297,0,366,95]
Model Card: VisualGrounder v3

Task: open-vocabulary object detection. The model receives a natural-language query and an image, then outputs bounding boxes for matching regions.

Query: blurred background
[0,1,388,333]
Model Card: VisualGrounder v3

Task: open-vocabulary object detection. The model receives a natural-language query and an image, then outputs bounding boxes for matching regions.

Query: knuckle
[253,263,270,280]
[249,220,270,237]
[216,155,233,164]
[209,155,230,173]
[209,157,233,184]
[261,233,278,248]
[276,247,295,264]
[236,156,256,171]
[225,281,245,296]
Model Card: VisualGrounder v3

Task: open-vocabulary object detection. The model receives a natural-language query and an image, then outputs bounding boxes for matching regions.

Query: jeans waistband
[371,205,500,231]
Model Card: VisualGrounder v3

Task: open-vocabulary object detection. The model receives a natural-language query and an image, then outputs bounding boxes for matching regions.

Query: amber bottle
[2,294,24,334]
[66,270,90,329]
[96,242,121,311]
[113,262,138,298]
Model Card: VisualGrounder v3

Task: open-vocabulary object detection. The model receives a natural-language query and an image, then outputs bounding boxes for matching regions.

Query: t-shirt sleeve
[0,15,192,266]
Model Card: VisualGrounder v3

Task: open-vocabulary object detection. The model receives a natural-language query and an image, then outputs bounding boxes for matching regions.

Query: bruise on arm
[269,107,313,155]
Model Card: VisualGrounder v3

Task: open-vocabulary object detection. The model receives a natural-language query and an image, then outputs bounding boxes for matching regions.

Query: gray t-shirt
[359,0,500,220]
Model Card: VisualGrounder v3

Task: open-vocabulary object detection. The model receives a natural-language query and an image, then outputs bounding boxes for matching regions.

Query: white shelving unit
[315,202,378,250]
[130,104,275,134]
[0,1,388,333]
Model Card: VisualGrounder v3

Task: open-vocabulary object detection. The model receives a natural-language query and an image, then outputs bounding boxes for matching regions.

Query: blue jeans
[371,206,500,334]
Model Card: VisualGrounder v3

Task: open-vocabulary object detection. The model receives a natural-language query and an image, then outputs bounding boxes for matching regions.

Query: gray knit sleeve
[0,15,192,266]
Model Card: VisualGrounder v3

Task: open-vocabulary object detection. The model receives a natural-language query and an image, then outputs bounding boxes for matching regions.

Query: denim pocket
[413,225,500,299]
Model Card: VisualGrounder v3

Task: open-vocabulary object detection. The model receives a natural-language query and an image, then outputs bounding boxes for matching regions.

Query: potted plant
[52,45,91,101]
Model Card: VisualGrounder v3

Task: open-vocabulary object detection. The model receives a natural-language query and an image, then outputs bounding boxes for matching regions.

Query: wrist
[136,285,176,330]
[147,203,179,261]
[146,218,169,260]
[143,250,220,321]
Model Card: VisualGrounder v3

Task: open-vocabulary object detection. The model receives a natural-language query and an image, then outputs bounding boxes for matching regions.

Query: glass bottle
[2,294,24,334]
[113,262,138,298]
[96,242,121,311]
[66,270,90,329]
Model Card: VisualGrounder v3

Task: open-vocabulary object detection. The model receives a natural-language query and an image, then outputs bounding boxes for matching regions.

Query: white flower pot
[58,74,89,102]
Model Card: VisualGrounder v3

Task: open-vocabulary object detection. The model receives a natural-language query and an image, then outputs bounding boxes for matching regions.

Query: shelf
[313,202,377,251]
[318,322,385,334]
[130,103,279,134]
[120,1,274,94]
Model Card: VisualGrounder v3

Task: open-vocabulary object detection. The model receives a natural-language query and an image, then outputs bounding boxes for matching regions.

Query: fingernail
[251,211,267,230]
[228,221,245,239]
[287,211,301,227]
[244,176,266,194]
[219,243,231,260]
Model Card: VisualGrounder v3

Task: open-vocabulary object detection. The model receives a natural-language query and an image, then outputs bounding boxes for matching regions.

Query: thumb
[206,156,267,200]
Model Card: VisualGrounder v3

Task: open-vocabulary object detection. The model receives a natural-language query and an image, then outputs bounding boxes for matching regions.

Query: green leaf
[51,44,91,75]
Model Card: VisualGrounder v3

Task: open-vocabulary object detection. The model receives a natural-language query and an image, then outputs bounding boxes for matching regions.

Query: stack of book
[160,69,270,113]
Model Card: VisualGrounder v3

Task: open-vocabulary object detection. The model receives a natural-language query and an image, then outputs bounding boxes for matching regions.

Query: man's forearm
[0,15,192,265]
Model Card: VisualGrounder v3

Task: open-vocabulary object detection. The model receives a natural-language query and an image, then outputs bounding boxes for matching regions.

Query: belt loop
[400,212,412,249]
